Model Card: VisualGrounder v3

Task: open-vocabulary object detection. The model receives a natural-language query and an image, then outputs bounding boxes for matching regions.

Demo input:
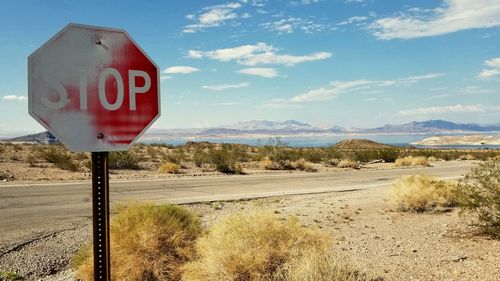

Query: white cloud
[289,73,444,103]
[337,16,368,26]
[258,99,301,109]
[202,82,250,91]
[478,57,500,79]
[369,0,500,40]
[163,66,200,74]
[398,104,500,115]
[261,17,329,34]
[183,2,243,33]
[237,68,279,78]
[188,42,332,66]
[291,80,374,102]
[2,95,27,102]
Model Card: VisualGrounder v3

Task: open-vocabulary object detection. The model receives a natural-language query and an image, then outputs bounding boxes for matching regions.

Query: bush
[38,146,79,171]
[392,174,458,212]
[337,159,359,169]
[259,157,279,170]
[108,151,142,169]
[456,160,500,237]
[458,154,475,160]
[183,211,330,281]
[293,159,317,172]
[208,148,244,174]
[394,156,429,167]
[192,148,210,168]
[159,162,180,174]
[75,203,202,281]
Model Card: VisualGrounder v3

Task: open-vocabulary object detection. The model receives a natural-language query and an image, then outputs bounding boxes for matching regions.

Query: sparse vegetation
[37,146,80,171]
[75,202,202,281]
[392,174,458,212]
[456,160,500,237]
[108,151,142,170]
[208,147,244,174]
[337,159,359,169]
[183,211,371,281]
[0,141,498,181]
[394,156,429,167]
[158,162,181,174]
[0,271,24,281]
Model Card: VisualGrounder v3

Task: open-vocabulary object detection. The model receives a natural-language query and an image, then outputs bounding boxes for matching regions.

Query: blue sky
[1,0,500,135]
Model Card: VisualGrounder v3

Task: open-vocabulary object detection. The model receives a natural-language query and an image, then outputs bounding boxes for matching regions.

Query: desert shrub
[192,148,210,168]
[75,203,202,281]
[392,174,458,212]
[108,151,142,169]
[38,146,79,171]
[394,156,429,167]
[458,154,475,160]
[300,149,325,163]
[163,148,187,164]
[293,159,317,172]
[182,211,333,281]
[326,158,340,167]
[456,160,500,237]
[259,157,279,170]
[208,148,243,174]
[427,156,438,162]
[377,149,401,163]
[0,271,23,281]
[337,159,359,169]
[275,250,380,281]
[159,162,180,174]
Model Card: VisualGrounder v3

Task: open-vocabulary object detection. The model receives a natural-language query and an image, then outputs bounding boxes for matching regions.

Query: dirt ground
[1,179,498,281]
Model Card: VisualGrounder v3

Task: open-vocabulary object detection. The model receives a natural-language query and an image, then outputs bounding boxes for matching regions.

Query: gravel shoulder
[1,173,498,281]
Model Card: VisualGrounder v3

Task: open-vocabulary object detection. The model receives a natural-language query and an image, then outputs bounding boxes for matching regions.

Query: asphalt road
[0,161,477,252]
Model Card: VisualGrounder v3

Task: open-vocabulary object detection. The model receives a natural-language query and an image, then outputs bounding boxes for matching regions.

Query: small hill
[332,139,394,149]
[6,131,59,144]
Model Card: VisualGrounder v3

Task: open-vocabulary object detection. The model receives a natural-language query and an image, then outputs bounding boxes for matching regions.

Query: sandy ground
[0,174,498,281]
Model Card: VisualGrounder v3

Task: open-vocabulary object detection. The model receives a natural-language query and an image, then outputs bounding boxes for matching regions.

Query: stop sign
[29,23,160,152]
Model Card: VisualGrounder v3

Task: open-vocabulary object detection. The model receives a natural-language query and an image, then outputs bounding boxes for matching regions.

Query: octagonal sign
[29,23,160,152]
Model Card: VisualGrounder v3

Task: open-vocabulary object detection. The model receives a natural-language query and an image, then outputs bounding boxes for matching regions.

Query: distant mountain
[5,131,59,144]
[217,120,316,131]
[361,120,500,134]
[5,120,500,143]
[199,120,328,135]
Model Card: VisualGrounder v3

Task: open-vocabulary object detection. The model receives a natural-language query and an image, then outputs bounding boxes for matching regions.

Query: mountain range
[143,119,500,141]
[4,120,500,142]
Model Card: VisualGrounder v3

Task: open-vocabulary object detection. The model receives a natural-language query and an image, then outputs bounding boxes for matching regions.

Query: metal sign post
[91,152,111,280]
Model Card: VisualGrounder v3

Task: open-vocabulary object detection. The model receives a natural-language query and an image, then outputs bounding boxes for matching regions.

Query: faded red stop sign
[29,23,160,152]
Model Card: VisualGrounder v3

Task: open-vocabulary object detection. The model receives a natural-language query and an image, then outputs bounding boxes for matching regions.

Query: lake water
[144,134,500,149]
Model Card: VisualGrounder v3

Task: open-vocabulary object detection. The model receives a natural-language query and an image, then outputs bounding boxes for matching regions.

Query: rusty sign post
[28,23,160,280]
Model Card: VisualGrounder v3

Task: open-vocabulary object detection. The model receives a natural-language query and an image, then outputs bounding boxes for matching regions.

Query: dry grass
[75,202,202,281]
[392,174,458,212]
[458,154,475,160]
[258,157,279,170]
[182,211,329,280]
[394,156,430,167]
[292,159,317,172]
[337,159,359,169]
[158,162,181,174]
[182,211,373,281]
[275,249,380,281]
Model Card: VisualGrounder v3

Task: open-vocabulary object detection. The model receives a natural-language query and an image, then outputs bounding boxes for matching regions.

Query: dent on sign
[28,23,160,152]
[42,68,151,111]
